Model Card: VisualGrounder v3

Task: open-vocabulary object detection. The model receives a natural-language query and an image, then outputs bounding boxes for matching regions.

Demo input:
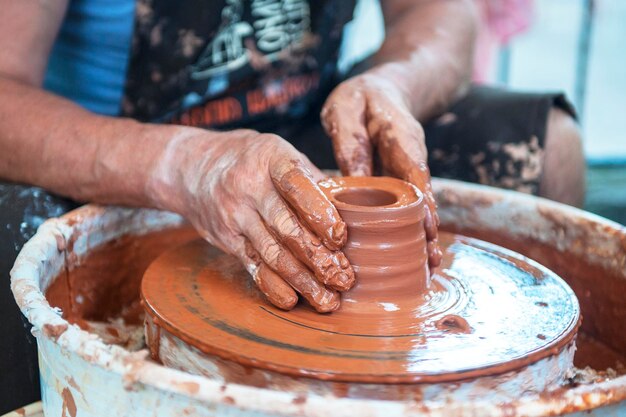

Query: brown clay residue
[145,315,162,361]
[182,407,197,415]
[42,323,68,340]
[536,204,626,266]
[121,351,150,390]
[436,186,501,210]
[173,381,200,395]
[435,315,471,334]
[566,366,624,387]
[46,227,198,337]
[66,376,86,402]
[61,388,77,417]
[76,318,145,351]
[292,394,307,405]
[14,408,25,417]
[331,383,349,398]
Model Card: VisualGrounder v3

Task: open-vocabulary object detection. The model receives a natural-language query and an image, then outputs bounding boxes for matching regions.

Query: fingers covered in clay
[374,108,443,271]
[270,159,347,251]
[298,153,327,184]
[258,193,355,292]
[241,242,298,310]
[243,214,341,313]
[158,130,349,312]
[321,75,443,271]
[321,88,374,177]
[256,264,299,310]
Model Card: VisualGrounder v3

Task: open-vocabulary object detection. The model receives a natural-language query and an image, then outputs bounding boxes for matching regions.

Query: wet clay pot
[11,179,626,417]
[318,177,430,304]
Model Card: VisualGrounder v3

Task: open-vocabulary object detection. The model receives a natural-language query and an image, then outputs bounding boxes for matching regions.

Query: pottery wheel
[141,232,580,383]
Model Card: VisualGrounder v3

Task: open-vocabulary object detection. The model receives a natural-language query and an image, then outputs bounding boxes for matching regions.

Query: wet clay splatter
[61,388,76,417]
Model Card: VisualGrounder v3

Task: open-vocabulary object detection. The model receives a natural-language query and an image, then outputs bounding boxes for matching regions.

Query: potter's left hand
[321,72,443,270]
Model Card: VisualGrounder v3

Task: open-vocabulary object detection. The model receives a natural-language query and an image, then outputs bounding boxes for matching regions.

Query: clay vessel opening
[334,188,398,207]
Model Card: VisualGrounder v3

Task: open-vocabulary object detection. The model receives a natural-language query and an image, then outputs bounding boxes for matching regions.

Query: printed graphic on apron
[122,0,355,129]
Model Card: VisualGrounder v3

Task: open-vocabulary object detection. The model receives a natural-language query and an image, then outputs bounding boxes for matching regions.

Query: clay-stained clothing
[44,0,357,128]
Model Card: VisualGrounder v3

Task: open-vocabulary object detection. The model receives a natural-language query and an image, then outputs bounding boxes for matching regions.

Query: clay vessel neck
[319,177,429,307]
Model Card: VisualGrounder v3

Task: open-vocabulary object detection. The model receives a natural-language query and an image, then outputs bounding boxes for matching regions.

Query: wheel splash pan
[10,179,626,417]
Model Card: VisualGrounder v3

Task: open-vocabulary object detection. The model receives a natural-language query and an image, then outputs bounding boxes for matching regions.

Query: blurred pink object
[473,0,534,83]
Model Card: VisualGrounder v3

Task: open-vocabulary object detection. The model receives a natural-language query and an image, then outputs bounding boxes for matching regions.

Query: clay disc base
[141,232,580,384]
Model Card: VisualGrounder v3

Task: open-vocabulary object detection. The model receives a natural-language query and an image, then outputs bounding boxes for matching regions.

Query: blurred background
[341,0,626,224]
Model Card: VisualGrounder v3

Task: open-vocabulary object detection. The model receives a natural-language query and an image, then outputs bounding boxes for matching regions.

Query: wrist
[144,127,260,215]
[144,125,206,215]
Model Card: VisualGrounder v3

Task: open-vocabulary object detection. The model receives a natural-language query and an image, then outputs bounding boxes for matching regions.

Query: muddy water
[46,227,199,348]
[45,227,625,380]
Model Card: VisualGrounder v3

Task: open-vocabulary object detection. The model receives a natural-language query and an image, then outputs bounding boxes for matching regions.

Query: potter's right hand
[148,129,355,312]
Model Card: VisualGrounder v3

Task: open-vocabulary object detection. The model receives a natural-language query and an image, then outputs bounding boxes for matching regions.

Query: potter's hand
[321,73,443,270]
[149,129,355,312]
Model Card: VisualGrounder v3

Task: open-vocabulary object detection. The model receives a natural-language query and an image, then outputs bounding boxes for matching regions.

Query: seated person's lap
[425,85,576,195]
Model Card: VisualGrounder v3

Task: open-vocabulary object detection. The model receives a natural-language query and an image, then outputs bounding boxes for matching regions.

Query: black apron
[122,0,356,130]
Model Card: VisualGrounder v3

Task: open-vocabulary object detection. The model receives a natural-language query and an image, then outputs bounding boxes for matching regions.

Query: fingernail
[315,293,341,313]
[262,284,298,311]
[279,293,298,310]
[326,252,355,290]
[331,271,355,292]
[326,221,347,249]
[338,253,350,268]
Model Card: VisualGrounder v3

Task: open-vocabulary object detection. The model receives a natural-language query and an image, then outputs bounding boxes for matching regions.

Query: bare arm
[321,0,478,271]
[0,0,174,206]
[372,0,478,121]
[0,1,355,312]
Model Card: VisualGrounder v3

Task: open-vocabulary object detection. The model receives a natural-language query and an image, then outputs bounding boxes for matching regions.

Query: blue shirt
[44,0,135,116]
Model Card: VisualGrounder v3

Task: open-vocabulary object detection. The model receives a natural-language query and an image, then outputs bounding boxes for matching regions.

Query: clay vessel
[319,177,429,305]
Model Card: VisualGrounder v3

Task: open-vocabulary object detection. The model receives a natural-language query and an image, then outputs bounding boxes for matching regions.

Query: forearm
[369,0,478,121]
[0,76,202,208]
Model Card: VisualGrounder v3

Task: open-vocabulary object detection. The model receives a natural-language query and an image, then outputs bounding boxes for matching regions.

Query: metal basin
[10,179,626,416]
